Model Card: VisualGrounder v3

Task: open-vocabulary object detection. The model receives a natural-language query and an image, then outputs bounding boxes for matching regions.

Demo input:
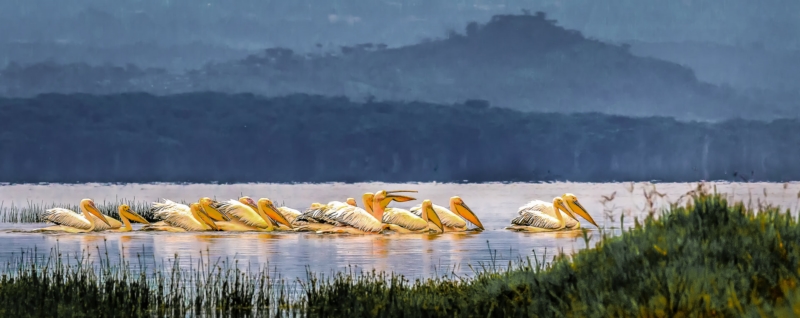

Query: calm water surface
[1,181,798,280]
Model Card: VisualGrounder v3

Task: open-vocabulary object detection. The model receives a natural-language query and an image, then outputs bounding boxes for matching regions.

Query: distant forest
[1,93,798,183]
[1,13,794,121]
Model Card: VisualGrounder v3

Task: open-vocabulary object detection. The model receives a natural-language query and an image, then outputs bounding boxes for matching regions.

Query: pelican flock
[32,190,600,235]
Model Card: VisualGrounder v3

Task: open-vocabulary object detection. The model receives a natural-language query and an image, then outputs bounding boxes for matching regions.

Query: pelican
[35,199,112,233]
[318,191,415,234]
[382,199,444,233]
[409,196,485,232]
[216,197,293,231]
[142,200,219,232]
[102,204,150,232]
[293,198,358,232]
[143,197,229,230]
[505,194,597,232]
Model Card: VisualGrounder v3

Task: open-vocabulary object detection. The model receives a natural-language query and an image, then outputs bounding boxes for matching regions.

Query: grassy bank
[1,189,799,317]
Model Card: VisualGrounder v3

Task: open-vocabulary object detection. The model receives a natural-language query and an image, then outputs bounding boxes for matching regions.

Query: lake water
[1,181,798,280]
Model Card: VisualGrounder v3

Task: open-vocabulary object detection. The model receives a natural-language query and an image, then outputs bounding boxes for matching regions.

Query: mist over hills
[2,0,798,51]
[0,13,793,121]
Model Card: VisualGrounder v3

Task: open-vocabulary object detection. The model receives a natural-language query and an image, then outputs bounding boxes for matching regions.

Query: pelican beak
[202,201,230,221]
[566,199,598,227]
[453,201,484,230]
[88,202,110,226]
[263,202,293,229]
[122,208,150,224]
[557,201,578,221]
[381,190,418,207]
[196,207,219,231]
[424,202,444,233]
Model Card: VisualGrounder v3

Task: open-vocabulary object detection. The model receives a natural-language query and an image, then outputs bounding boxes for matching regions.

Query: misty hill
[0,41,256,71]
[194,12,770,120]
[2,13,790,121]
[629,41,800,91]
[1,93,798,184]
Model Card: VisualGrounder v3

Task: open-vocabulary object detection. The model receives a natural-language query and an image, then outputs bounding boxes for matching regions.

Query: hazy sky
[1,0,797,50]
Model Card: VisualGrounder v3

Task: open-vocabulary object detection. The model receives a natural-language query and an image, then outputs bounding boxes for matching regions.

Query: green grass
[2,189,800,317]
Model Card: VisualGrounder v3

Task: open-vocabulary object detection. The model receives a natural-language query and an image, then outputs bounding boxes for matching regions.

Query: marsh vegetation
[1,185,799,316]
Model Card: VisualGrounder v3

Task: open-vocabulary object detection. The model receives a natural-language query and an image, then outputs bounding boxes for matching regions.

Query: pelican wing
[511,211,563,229]
[278,207,301,224]
[42,208,92,230]
[297,201,348,224]
[332,205,383,232]
[218,200,270,228]
[152,199,205,231]
[519,200,556,215]
[519,200,578,228]
[410,204,467,228]
[295,206,329,223]
[382,208,429,231]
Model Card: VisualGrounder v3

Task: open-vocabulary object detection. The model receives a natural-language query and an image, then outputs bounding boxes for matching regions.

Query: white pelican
[102,204,150,232]
[35,199,112,233]
[318,191,415,234]
[216,197,293,231]
[293,198,358,232]
[382,199,444,233]
[505,196,575,232]
[143,197,229,230]
[409,196,485,232]
[142,200,222,232]
[505,194,597,232]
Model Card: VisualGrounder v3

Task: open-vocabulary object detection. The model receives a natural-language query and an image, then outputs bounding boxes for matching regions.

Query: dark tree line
[1,92,798,183]
[0,13,791,121]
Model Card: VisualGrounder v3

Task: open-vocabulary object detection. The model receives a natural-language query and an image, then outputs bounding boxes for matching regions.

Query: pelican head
[118,204,149,224]
[447,196,484,230]
[81,199,110,226]
[239,196,258,211]
[191,203,219,231]
[346,198,357,206]
[421,199,444,233]
[258,198,293,229]
[309,202,324,209]
[561,193,598,227]
[199,197,230,221]
[552,197,576,220]
[376,190,418,208]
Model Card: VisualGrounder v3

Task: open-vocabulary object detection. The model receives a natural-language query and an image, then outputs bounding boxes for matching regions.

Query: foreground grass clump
[1,191,799,317]
[0,250,295,318]
[301,191,800,317]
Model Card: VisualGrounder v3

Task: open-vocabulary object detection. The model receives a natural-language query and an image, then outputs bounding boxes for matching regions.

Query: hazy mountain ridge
[629,41,800,91]
[2,0,798,50]
[1,13,792,121]
[1,92,798,183]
